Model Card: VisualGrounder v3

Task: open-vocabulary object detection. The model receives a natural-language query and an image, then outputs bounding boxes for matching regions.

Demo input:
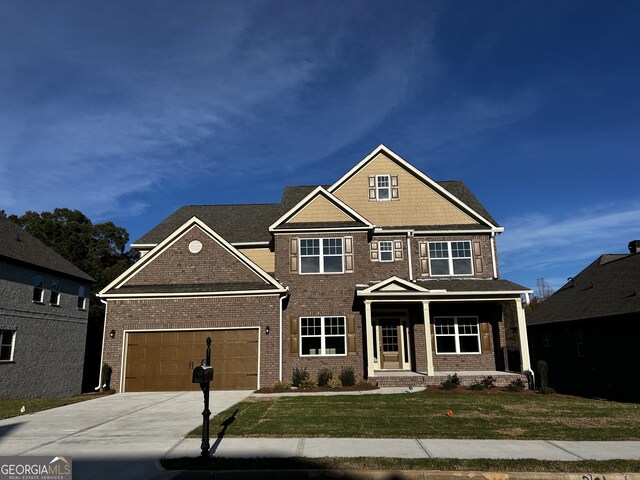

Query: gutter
[97,298,108,391]
[279,288,290,382]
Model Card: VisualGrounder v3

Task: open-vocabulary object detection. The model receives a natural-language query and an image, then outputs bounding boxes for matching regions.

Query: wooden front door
[378,320,403,370]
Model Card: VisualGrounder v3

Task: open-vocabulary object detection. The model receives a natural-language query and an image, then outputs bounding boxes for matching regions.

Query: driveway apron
[0,390,252,480]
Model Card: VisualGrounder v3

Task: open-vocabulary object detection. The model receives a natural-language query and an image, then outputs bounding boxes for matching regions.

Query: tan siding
[239,247,275,272]
[288,195,354,223]
[333,153,479,227]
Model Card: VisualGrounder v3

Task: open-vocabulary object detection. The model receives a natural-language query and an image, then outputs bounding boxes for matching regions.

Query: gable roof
[329,145,502,230]
[102,217,286,298]
[0,215,95,283]
[527,252,640,326]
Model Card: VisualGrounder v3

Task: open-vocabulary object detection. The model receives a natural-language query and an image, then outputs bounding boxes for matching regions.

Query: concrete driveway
[0,390,252,480]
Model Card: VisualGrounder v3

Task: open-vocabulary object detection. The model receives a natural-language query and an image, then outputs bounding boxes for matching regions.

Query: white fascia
[99,290,285,300]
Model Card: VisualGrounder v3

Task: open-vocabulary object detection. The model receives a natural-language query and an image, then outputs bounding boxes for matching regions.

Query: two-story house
[98,145,532,392]
[0,215,95,399]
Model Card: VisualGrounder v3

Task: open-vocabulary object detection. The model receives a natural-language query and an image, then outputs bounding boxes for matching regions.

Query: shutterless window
[376,175,390,200]
[428,241,473,276]
[300,316,346,356]
[379,241,393,261]
[300,238,343,273]
[33,274,44,302]
[78,285,87,310]
[434,317,480,354]
[0,330,15,362]
[50,279,60,305]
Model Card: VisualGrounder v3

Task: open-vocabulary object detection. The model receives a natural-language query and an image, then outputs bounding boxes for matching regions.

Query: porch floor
[370,370,528,388]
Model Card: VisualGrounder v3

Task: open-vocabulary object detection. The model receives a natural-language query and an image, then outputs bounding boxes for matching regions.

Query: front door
[378,320,403,369]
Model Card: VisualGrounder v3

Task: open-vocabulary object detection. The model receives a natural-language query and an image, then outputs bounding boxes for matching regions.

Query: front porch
[370,370,528,388]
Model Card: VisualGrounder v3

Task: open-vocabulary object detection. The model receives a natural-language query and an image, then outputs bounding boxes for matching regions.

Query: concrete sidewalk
[167,437,640,461]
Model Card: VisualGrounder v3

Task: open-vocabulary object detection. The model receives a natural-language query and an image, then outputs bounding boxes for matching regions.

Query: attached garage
[124,328,259,392]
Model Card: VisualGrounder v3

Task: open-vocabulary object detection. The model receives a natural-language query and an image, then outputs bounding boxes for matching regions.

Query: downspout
[97,298,108,390]
[279,288,290,382]
[490,232,498,279]
[406,231,414,281]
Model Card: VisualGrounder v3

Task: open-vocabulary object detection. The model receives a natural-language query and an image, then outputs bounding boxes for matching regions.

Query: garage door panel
[125,329,258,392]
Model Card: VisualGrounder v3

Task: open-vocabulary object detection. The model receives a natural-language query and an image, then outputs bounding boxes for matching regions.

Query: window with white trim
[50,279,61,306]
[434,316,480,354]
[300,238,343,273]
[300,316,346,356]
[379,241,393,262]
[77,285,87,310]
[33,274,44,303]
[428,241,473,276]
[376,175,390,200]
[0,330,15,362]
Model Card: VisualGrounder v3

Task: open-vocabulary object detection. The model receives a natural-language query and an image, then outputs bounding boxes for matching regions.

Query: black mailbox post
[192,337,213,457]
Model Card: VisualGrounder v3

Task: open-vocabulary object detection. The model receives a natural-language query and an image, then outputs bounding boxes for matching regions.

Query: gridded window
[50,279,60,305]
[381,325,399,352]
[78,285,88,310]
[33,274,44,302]
[300,316,346,356]
[434,317,480,354]
[300,238,343,273]
[0,330,15,362]
[379,241,393,262]
[376,175,390,200]
[428,241,473,276]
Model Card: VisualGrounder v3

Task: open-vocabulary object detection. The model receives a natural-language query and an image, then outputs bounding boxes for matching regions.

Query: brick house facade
[100,145,532,391]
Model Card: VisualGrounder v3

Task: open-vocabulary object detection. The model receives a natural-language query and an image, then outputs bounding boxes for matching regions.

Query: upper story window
[50,279,61,306]
[368,175,399,201]
[300,238,343,274]
[300,316,346,356]
[434,317,480,354]
[428,241,473,276]
[0,329,15,362]
[379,241,393,261]
[33,274,44,303]
[78,285,88,310]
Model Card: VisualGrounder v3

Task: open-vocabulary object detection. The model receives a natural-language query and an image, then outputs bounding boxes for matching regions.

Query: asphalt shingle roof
[415,278,530,293]
[0,215,95,282]
[526,252,640,326]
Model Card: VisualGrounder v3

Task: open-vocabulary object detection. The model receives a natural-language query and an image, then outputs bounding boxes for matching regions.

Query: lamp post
[191,337,213,457]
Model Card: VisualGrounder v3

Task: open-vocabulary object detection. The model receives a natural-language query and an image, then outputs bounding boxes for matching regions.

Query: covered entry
[124,328,259,392]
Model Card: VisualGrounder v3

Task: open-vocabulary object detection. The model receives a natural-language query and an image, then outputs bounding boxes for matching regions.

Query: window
[50,279,60,306]
[428,241,473,276]
[33,274,44,303]
[300,238,343,273]
[379,241,393,262]
[376,175,390,200]
[576,330,585,358]
[300,316,346,356]
[78,285,87,310]
[434,317,480,354]
[0,330,15,362]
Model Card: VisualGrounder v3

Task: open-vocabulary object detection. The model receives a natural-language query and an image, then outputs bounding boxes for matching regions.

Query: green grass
[162,457,640,473]
[190,390,640,441]
[0,394,103,420]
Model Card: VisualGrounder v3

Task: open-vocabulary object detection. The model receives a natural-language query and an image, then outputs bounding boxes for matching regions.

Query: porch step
[371,372,528,388]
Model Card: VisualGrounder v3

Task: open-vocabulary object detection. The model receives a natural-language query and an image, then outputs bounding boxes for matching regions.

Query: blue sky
[1,1,639,292]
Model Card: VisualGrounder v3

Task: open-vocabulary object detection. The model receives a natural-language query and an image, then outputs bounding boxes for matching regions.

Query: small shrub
[356,379,376,389]
[339,366,356,387]
[539,386,556,395]
[327,378,342,389]
[273,381,291,392]
[440,373,460,390]
[481,375,497,389]
[469,382,485,391]
[317,368,333,387]
[505,378,527,392]
[298,378,318,390]
[292,367,310,387]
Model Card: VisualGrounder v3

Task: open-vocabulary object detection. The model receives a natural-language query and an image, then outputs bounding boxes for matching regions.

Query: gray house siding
[0,260,89,398]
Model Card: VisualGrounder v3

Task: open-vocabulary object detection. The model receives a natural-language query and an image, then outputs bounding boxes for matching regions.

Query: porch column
[422,300,435,376]
[514,298,532,372]
[364,300,375,378]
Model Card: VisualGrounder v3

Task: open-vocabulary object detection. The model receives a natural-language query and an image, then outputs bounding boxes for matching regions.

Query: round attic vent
[188,240,203,254]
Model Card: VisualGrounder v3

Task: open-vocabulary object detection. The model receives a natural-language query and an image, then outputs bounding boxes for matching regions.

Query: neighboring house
[99,145,532,392]
[0,215,95,399]
[527,241,640,403]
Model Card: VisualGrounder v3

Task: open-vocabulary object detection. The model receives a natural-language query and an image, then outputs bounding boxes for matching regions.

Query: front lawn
[0,394,103,420]
[191,390,640,441]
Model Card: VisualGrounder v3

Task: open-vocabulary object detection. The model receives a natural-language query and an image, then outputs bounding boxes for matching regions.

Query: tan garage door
[124,329,258,392]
